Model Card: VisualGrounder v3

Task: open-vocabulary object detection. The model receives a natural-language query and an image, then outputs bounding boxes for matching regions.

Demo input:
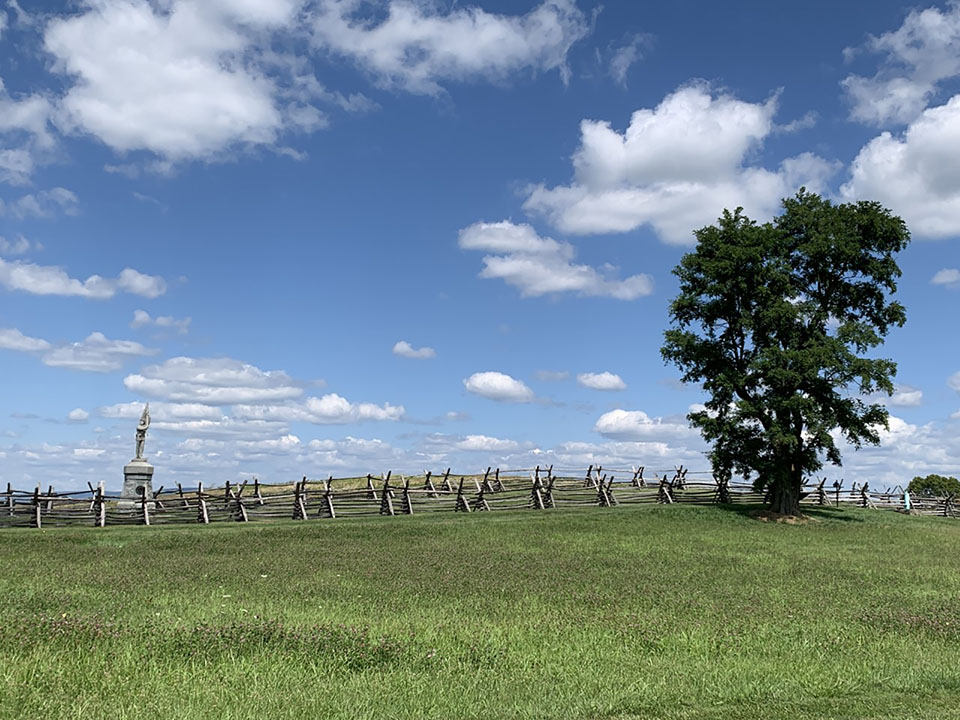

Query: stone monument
[121,403,154,507]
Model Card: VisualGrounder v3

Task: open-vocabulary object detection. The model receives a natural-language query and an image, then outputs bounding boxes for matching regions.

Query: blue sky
[1,0,959,490]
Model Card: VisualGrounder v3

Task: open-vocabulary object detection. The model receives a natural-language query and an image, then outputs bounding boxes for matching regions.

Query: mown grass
[1,504,959,719]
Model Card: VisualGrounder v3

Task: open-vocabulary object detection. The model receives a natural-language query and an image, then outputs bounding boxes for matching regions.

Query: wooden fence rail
[0,466,956,529]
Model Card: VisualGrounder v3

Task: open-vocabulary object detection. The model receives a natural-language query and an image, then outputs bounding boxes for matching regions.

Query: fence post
[232,483,248,522]
[544,469,556,509]
[816,478,826,506]
[401,476,413,515]
[441,468,453,493]
[366,474,377,500]
[6,482,14,516]
[197,482,209,524]
[95,481,106,528]
[583,464,594,488]
[32,485,41,528]
[860,482,869,508]
[177,482,190,509]
[293,479,308,520]
[632,466,645,488]
[530,468,546,510]
[481,467,493,493]
[254,477,264,506]
[423,470,438,498]
[322,476,336,519]
[493,467,504,492]
[596,474,611,507]
[658,477,674,504]
[455,477,472,513]
[138,485,150,526]
[380,473,395,516]
[606,475,618,506]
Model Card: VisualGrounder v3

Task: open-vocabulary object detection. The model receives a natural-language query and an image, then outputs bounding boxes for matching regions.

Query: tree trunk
[768,478,802,516]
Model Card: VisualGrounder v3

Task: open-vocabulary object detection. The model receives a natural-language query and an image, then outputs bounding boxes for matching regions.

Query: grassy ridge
[1,505,959,719]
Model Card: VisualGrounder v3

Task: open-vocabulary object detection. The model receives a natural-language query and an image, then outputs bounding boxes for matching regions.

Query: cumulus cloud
[232,393,405,424]
[0,187,78,218]
[0,257,165,298]
[310,0,590,95]
[392,340,435,359]
[42,332,156,372]
[0,235,40,256]
[0,327,51,352]
[99,401,223,421]
[0,77,56,185]
[458,221,653,299]
[123,356,304,405]
[131,309,191,333]
[463,371,534,402]
[43,0,317,164]
[933,268,960,287]
[841,95,960,238]
[842,2,960,125]
[67,408,89,423]
[594,408,693,440]
[577,371,627,391]
[523,84,837,244]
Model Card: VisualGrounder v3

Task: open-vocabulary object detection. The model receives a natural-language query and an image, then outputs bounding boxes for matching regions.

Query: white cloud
[0,187,78,218]
[577,371,627,391]
[123,356,304,405]
[99,401,223,420]
[842,3,960,125]
[463,371,534,402]
[67,408,89,422]
[131,309,191,333]
[232,393,405,424]
[950,372,960,393]
[44,0,314,164]
[42,331,156,372]
[0,327,51,352]
[932,268,960,287]
[535,369,569,382]
[0,235,39,256]
[609,34,647,87]
[458,220,653,299]
[455,434,520,452]
[841,94,960,238]
[594,408,693,440]
[0,77,55,185]
[887,385,923,407]
[392,340,435,359]
[310,0,589,95]
[0,257,165,298]
[523,84,837,244]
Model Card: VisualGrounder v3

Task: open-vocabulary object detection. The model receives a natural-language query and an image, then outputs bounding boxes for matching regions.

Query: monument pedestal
[119,458,155,509]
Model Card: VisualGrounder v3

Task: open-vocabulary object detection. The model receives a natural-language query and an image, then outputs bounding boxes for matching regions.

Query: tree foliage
[907,474,960,498]
[662,191,909,515]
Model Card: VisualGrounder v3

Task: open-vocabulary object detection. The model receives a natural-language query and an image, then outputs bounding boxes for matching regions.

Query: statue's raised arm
[135,403,150,460]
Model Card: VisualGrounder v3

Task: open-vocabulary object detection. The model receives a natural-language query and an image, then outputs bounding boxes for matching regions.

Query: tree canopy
[907,474,960,498]
[662,190,910,515]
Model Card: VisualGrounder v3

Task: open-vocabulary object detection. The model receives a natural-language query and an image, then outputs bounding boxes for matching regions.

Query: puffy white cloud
[310,0,589,95]
[842,3,960,125]
[0,327,51,352]
[523,84,837,244]
[44,0,315,163]
[233,393,405,424]
[131,309,191,333]
[0,257,165,298]
[594,408,693,440]
[458,221,653,299]
[0,187,78,218]
[932,268,960,287]
[463,371,534,402]
[42,332,156,372]
[0,235,39,256]
[455,434,520,452]
[123,357,304,405]
[99,401,223,421]
[577,371,626,391]
[0,77,55,185]
[67,408,89,423]
[887,386,924,407]
[841,95,960,238]
[392,340,435,359]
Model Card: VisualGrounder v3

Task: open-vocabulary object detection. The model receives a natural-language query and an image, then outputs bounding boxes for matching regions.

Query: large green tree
[907,474,960,498]
[662,191,909,515]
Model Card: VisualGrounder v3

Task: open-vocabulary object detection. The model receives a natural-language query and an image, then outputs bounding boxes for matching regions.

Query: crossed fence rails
[1,464,956,529]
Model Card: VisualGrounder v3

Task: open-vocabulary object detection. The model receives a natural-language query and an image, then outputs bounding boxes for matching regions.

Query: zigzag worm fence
[0,466,955,529]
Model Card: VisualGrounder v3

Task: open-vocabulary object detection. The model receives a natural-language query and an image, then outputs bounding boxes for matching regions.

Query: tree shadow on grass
[708,502,866,523]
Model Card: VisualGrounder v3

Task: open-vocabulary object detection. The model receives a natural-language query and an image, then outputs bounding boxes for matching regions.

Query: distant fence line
[1,464,957,529]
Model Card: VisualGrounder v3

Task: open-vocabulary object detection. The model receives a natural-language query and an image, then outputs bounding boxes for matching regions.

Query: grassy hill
[1,505,959,719]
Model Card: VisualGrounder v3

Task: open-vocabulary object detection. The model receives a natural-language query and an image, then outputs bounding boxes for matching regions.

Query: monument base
[119,459,155,510]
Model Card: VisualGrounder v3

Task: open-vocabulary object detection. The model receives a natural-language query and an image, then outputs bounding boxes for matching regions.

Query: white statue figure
[135,403,150,460]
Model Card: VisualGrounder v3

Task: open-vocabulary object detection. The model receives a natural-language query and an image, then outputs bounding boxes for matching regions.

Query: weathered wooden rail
[0,466,955,529]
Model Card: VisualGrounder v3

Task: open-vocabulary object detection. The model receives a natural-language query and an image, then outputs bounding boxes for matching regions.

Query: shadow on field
[710,502,866,523]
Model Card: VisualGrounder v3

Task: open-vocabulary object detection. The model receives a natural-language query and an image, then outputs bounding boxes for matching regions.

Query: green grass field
[1,505,959,719]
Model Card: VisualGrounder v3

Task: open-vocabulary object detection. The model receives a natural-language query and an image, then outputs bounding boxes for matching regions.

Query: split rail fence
[1,465,956,529]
